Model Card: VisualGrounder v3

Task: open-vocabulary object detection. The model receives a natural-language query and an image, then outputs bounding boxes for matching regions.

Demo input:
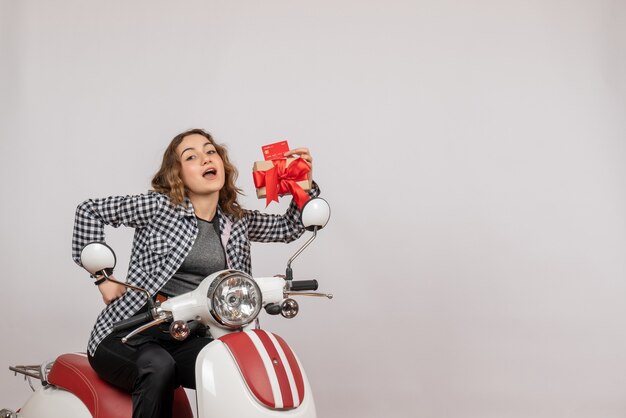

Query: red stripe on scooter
[253,330,294,408]
[220,332,275,408]
[273,333,305,402]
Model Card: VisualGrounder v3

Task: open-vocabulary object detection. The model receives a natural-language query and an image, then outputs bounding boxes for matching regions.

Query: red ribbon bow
[253,158,311,209]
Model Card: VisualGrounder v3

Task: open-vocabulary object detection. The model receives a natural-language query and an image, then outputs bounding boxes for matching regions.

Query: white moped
[2,198,332,418]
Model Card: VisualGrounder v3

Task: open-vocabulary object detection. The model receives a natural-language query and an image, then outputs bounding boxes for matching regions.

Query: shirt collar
[177,197,231,224]
[176,197,196,218]
[216,205,228,224]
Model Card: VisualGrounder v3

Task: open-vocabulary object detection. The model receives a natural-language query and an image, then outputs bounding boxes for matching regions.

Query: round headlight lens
[209,272,261,328]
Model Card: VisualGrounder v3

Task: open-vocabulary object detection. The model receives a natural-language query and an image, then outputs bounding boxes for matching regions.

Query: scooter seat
[47,353,193,418]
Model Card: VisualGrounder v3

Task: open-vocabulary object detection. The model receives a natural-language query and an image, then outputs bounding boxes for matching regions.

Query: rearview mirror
[80,242,116,276]
[301,197,331,231]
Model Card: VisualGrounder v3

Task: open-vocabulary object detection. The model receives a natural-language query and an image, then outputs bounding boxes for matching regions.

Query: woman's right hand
[96,275,127,305]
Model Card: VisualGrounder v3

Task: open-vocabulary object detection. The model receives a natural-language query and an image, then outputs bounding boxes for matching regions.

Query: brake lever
[284,291,333,299]
[121,312,172,343]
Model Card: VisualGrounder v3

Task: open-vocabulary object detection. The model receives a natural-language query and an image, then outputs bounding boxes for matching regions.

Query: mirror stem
[286,227,318,280]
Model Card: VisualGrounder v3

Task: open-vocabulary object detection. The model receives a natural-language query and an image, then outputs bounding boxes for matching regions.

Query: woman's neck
[188,192,219,221]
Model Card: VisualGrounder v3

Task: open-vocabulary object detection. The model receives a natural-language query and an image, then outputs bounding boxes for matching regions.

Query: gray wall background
[1,1,626,417]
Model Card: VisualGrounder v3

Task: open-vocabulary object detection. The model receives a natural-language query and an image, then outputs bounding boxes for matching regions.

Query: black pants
[88,313,213,418]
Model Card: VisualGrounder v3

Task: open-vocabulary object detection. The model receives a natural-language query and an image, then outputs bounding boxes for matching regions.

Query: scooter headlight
[208,271,262,328]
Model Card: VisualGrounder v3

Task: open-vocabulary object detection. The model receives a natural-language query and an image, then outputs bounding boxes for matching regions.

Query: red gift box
[252,158,312,208]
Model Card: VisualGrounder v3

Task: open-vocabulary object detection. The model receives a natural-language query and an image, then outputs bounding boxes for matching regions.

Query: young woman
[71,128,319,418]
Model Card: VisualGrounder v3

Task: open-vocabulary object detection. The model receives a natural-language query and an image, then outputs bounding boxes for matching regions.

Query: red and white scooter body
[14,329,315,418]
[197,329,316,418]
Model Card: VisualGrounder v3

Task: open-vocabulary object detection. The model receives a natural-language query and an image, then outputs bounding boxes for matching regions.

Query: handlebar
[289,280,318,291]
[285,280,332,299]
[112,311,154,333]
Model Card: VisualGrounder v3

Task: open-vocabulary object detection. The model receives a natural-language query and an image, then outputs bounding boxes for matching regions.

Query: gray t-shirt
[159,217,226,297]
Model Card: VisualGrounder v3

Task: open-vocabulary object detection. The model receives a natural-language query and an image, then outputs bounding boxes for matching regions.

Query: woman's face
[176,133,225,198]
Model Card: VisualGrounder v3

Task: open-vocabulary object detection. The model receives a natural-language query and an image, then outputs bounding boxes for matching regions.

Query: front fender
[196,330,316,418]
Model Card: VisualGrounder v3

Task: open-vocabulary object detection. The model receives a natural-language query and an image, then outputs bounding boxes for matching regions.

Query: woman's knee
[134,344,177,390]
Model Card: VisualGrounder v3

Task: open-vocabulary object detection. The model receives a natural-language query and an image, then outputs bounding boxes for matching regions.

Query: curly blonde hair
[152,128,244,219]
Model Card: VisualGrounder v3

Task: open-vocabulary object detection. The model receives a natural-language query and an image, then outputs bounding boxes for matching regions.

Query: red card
[262,141,290,161]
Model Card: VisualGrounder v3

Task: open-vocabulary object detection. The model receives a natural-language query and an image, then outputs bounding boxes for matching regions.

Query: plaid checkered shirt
[72,184,320,356]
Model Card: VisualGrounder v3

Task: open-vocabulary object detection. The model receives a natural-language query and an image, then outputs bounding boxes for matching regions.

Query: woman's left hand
[284,147,313,181]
